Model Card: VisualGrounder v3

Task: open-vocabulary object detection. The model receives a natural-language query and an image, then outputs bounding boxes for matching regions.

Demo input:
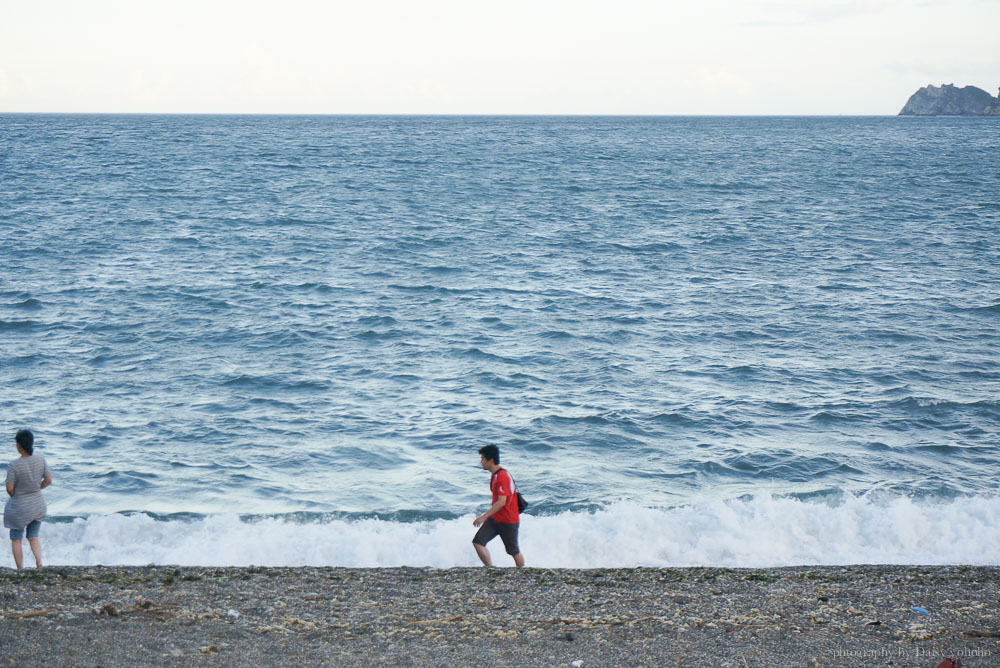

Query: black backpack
[493,468,528,513]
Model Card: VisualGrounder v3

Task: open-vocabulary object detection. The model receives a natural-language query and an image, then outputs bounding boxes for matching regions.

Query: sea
[2,114,999,568]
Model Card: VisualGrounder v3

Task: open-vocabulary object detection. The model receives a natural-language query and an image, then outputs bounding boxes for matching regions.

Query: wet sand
[1,565,997,666]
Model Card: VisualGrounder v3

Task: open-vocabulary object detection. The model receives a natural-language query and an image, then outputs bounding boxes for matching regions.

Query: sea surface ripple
[1,115,999,566]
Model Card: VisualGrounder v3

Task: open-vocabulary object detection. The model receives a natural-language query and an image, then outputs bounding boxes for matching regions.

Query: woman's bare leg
[27,537,42,568]
[11,539,23,570]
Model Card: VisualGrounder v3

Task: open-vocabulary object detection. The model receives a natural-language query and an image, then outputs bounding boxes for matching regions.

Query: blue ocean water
[2,114,999,567]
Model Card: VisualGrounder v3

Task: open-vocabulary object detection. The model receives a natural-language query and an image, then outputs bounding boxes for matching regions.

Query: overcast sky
[1,0,998,114]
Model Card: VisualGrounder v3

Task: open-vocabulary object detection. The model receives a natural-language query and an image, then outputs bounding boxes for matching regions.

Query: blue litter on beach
[911,607,930,615]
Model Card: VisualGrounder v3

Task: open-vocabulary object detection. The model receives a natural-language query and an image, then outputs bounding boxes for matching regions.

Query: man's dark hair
[15,429,34,455]
[478,444,499,465]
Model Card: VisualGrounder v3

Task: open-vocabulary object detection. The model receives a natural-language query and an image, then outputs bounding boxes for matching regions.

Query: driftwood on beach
[1,565,997,667]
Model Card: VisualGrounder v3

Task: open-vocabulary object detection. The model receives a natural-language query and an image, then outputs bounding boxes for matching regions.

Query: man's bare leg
[11,540,23,570]
[513,552,524,568]
[474,543,492,566]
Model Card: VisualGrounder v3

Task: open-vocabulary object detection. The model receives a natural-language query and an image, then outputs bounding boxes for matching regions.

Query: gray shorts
[472,517,520,555]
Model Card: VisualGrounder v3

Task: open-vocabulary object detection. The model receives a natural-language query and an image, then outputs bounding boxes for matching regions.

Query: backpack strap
[491,468,517,494]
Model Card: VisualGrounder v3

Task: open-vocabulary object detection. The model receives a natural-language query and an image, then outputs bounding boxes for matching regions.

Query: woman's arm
[5,481,13,496]
[40,474,52,490]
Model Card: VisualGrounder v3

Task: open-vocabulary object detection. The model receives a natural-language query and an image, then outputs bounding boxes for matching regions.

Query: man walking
[472,444,525,567]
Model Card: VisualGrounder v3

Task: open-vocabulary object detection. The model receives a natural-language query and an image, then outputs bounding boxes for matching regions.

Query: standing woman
[4,429,52,569]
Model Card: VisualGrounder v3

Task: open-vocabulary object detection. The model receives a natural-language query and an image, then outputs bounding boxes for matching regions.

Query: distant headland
[899,83,1000,116]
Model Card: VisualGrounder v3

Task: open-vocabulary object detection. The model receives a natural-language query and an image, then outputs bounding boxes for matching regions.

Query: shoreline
[2,565,997,666]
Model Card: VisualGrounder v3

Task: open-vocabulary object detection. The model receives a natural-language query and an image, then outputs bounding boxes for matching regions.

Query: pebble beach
[1,565,997,667]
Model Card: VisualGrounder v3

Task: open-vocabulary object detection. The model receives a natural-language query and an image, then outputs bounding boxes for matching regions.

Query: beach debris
[2,608,57,619]
[905,623,933,641]
[722,610,782,628]
[962,630,1000,638]
[277,615,319,631]
[535,615,654,629]
[571,661,583,667]
[164,649,183,657]
[119,599,182,620]
[98,603,119,617]
[199,645,220,655]
[227,608,240,618]
[933,660,961,668]
[911,606,930,615]
[406,614,462,625]
[489,630,519,638]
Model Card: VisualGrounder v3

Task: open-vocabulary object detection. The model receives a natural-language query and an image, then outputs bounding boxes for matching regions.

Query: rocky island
[899,83,1000,116]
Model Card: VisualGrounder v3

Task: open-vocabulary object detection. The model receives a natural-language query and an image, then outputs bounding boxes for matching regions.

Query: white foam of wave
[28,493,1000,568]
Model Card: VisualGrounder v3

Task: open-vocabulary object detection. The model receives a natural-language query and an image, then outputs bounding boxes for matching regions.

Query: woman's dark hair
[15,429,34,455]
[478,444,500,465]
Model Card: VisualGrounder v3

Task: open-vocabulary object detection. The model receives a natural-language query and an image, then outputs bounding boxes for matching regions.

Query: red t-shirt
[490,468,520,524]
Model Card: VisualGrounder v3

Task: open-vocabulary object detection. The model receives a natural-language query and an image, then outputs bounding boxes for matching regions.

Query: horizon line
[0,111,909,118]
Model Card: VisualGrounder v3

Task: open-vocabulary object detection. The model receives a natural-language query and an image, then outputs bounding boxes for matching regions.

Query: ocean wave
[37,494,1000,568]
[220,373,329,392]
[607,241,685,254]
[10,297,43,310]
[471,371,526,389]
[0,353,50,368]
[890,396,999,412]
[354,328,409,342]
[0,319,39,331]
[965,303,1000,314]
[355,315,398,327]
[538,329,574,339]
[816,283,867,292]
[457,347,518,364]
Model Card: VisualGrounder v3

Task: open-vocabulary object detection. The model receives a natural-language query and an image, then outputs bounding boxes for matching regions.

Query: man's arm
[473,495,507,527]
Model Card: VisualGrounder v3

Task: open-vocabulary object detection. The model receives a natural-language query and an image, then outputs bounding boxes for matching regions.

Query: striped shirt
[4,455,51,529]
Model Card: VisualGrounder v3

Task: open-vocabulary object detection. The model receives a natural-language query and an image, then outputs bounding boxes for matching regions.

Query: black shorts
[472,517,520,555]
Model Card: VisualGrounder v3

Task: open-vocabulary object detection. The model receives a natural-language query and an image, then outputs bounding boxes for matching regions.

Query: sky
[1,0,998,115]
